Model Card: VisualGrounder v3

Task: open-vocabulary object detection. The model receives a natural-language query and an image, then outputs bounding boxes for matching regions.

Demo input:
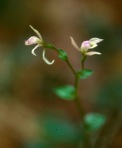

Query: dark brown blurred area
[0,0,122,148]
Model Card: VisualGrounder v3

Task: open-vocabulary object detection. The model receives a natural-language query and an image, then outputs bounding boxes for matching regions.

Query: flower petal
[70,37,80,51]
[80,41,91,52]
[85,51,101,56]
[89,38,103,44]
[42,50,55,65]
[29,25,43,41]
[31,44,40,56]
[89,43,98,49]
[89,38,103,49]
[25,36,40,45]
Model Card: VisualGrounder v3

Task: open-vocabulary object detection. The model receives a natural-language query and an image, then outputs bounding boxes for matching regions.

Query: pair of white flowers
[25,26,103,65]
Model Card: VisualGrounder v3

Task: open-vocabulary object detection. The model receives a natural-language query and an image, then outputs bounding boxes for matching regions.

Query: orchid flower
[70,37,103,56]
[25,25,55,65]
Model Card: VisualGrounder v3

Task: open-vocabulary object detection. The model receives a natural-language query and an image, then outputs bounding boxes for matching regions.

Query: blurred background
[0,0,122,147]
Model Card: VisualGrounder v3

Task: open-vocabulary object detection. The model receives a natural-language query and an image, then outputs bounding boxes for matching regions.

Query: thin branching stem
[65,59,76,75]
[46,44,92,148]
[73,72,92,148]
[65,57,92,148]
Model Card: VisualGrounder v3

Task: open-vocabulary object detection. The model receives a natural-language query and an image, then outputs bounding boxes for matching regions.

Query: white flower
[25,25,55,65]
[70,37,103,56]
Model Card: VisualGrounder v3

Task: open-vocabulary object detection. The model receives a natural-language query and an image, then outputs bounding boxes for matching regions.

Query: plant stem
[81,55,86,70]
[66,59,92,148]
[74,76,85,118]
[47,44,92,147]
[74,75,92,148]
[65,59,76,75]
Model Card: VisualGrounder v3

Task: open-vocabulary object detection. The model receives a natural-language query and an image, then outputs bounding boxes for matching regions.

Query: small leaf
[84,113,106,132]
[58,49,68,61]
[54,85,75,100]
[77,69,93,79]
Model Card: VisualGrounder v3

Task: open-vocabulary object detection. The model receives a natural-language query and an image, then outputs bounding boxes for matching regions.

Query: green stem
[66,59,92,148]
[45,44,91,148]
[74,76,85,117]
[43,43,59,52]
[81,55,87,70]
[65,59,76,75]
[74,75,92,148]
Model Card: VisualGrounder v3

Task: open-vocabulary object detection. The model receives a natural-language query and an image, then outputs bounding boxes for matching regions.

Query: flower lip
[25,36,41,46]
[81,41,91,51]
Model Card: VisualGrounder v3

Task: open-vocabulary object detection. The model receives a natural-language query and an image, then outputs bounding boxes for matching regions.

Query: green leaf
[84,113,106,132]
[41,116,80,144]
[58,49,68,61]
[54,85,75,100]
[77,69,93,79]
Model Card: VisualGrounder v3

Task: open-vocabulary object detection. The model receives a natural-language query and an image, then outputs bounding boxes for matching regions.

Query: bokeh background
[0,0,122,147]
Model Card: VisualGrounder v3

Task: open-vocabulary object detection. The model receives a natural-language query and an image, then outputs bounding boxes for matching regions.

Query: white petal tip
[70,36,80,51]
[86,51,102,56]
[47,59,55,65]
[29,25,33,29]
[31,45,40,56]
[29,25,43,40]
[31,50,37,56]
[42,50,55,65]
[90,38,104,43]
[25,41,28,46]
